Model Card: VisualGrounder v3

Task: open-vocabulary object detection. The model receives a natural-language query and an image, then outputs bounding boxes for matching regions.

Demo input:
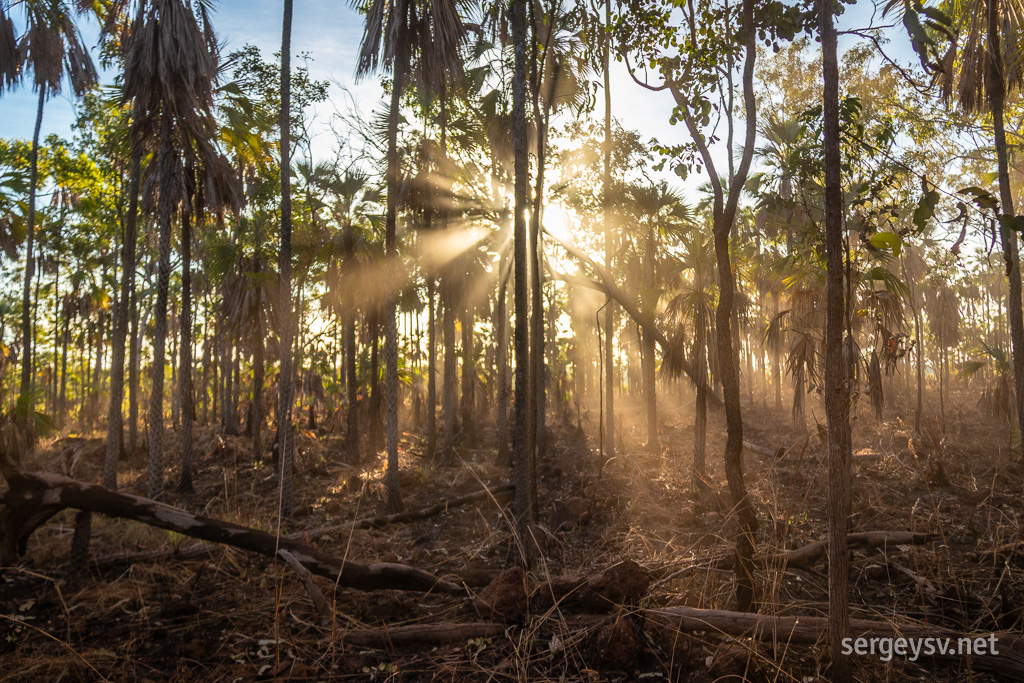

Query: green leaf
[869,231,903,255]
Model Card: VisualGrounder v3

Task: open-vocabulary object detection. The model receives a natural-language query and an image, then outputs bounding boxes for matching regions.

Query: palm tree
[118,0,220,499]
[939,0,1024,457]
[355,0,467,513]
[325,169,381,462]
[664,229,715,495]
[626,181,690,452]
[5,0,96,443]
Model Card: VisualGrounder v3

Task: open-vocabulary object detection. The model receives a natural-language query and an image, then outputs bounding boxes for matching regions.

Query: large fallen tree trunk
[0,467,464,595]
[305,483,514,540]
[652,605,1024,679]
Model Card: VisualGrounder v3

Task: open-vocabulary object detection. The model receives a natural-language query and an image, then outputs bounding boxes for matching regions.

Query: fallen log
[306,483,513,539]
[0,468,464,595]
[344,622,507,648]
[705,531,939,572]
[652,606,1024,679]
[279,549,332,626]
[341,608,1024,678]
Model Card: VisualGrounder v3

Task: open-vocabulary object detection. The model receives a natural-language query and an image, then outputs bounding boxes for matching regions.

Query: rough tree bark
[511,0,535,565]
[277,0,296,517]
[104,150,141,489]
[987,0,1024,458]
[821,0,851,677]
[148,114,175,500]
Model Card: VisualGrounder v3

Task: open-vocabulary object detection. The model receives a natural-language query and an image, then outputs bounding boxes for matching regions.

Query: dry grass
[1,390,1021,681]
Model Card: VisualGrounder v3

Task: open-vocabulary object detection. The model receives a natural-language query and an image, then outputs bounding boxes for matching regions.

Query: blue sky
[0,0,911,196]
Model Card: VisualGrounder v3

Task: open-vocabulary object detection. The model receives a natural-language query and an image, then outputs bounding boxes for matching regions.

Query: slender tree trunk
[128,270,140,453]
[684,0,758,611]
[773,293,782,410]
[31,254,42,398]
[50,254,59,416]
[425,278,437,459]
[343,225,359,462]
[177,186,195,494]
[603,0,616,462]
[104,150,141,489]
[19,88,45,444]
[148,114,175,500]
[383,63,404,513]
[278,0,297,517]
[369,315,381,450]
[821,0,851,677]
[511,0,535,565]
[170,317,179,430]
[59,310,70,424]
[988,0,1024,458]
[495,250,511,466]
[441,288,458,461]
[643,226,659,452]
[460,304,476,447]
[693,297,709,497]
[530,111,548,473]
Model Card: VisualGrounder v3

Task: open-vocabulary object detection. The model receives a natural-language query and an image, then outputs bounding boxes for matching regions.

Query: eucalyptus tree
[614,0,806,610]
[939,0,1024,457]
[819,0,850,670]
[3,0,96,442]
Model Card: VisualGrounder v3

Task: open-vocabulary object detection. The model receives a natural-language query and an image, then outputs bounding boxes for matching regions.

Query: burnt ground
[1,391,1022,682]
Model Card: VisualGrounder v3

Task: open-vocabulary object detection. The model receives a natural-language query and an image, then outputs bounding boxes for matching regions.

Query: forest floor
[1,393,1022,682]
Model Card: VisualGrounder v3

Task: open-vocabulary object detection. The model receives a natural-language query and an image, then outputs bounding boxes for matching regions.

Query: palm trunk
[383,62,404,513]
[693,299,709,496]
[643,226,659,452]
[177,184,195,494]
[602,0,616,462]
[128,271,140,453]
[104,150,141,488]
[148,114,174,500]
[773,293,782,410]
[59,308,70,424]
[460,304,477,447]
[369,315,381,450]
[495,250,511,466]
[821,0,851,676]
[425,278,437,459]
[277,0,296,517]
[440,289,458,461]
[987,0,1024,458]
[19,88,45,444]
